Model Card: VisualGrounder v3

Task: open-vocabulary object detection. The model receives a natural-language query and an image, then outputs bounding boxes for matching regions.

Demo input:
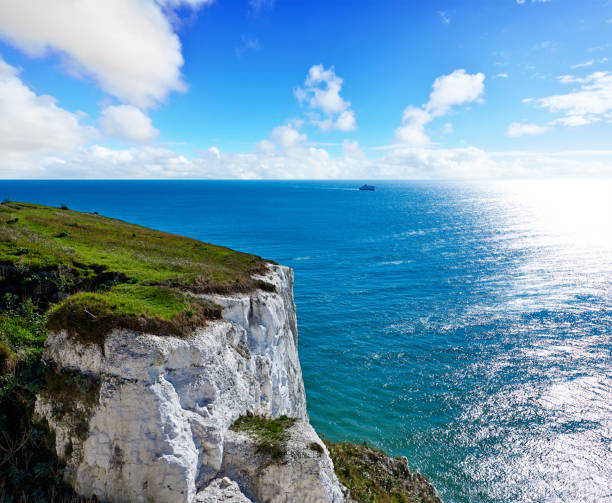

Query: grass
[0,201,270,291]
[230,414,297,459]
[0,299,94,501]
[324,440,433,503]
[47,285,222,348]
[0,201,273,342]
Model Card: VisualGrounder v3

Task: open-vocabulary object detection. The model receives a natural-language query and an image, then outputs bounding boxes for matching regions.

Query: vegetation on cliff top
[0,299,95,501]
[0,201,272,341]
[0,201,273,500]
[230,414,297,459]
[324,439,442,503]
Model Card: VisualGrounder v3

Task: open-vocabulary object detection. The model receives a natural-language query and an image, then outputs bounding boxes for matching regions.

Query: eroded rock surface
[36,265,343,502]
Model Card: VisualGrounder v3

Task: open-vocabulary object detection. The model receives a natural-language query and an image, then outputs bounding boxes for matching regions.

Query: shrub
[230,414,296,459]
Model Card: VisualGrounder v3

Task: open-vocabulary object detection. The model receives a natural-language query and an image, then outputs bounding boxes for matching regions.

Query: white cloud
[507,122,549,137]
[295,65,357,131]
[99,105,159,142]
[396,69,485,145]
[342,140,366,160]
[4,143,612,180]
[236,36,261,57]
[533,72,612,126]
[427,69,485,116]
[256,122,307,152]
[396,107,431,146]
[441,122,454,134]
[571,60,595,69]
[0,56,94,156]
[269,124,306,149]
[249,0,274,15]
[158,0,214,7]
[571,58,608,69]
[438,11,451,24]
[496,73,509,78]
[550,115,593,127]
[0,0,211,108]
[516,0,551,4]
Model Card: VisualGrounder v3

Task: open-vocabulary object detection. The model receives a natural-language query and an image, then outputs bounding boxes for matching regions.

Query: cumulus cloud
[4,142,612,180]
[396,69,485,145]
[0,56,94,156]
[441,122,454,134]
[396,107,431,145]
[99,105,159,142]
[531,72,612,126]
[235,36,261,57]
[507,122,549,137]
[438,11,451,24]
[0,0,211,108]
[158,0,214,7]
[295,65,356,132]
[256,123,307,152]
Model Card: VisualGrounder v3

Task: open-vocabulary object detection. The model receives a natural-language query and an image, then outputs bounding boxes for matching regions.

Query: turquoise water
[3,180,611,503]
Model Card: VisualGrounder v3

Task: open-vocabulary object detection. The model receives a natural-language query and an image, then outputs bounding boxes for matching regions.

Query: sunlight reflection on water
[3,179,611,503]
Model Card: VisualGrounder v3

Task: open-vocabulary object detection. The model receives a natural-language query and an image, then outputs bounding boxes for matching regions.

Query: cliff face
[36,265,345,502]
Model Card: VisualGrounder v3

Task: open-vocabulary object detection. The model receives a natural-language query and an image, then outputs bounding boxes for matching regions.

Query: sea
[2,180,611,503]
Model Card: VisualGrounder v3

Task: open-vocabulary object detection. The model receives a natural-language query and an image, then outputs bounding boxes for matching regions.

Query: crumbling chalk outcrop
[36,265,344,503]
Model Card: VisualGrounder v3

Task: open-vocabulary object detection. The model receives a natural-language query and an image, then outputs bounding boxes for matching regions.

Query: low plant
[323,439,425,503]
[230,414,296,459]
[0,299,93,501]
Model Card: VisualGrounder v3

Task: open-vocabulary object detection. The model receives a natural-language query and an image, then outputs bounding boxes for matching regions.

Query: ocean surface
[2,180,611,503]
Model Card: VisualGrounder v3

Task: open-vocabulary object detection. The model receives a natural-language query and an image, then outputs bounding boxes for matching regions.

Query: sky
[1,0,612,179]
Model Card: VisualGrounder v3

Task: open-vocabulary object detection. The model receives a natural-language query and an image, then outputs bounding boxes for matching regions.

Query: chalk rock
[35,265,344,503]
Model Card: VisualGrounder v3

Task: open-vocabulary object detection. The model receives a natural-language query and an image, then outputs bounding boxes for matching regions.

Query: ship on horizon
[359,184,375,191]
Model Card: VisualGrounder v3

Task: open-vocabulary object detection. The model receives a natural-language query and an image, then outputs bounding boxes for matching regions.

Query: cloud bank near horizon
[0,1,611,179]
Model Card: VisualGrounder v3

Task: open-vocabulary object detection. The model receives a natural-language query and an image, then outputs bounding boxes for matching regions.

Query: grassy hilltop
[0,201,272,346]
[0,201,272,500]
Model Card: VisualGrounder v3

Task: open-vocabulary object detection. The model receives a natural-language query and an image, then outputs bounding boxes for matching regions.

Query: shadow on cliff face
[0,297,97,502]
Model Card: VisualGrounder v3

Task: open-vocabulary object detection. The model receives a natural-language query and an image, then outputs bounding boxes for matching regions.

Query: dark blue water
[2,180,611,503]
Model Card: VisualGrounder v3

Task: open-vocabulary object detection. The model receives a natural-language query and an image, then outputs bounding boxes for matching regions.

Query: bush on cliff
[323,439,441,503]
[230,414,297,459]
[0,297,95,502]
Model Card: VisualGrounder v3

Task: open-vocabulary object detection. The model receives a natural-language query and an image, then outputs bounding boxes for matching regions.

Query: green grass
[324,440,414,503]
[0,201,273,341]
[230,414,297,459]
[47,285,221,347]
[0,299,94,501]
[0,297,47,374]
[0,201,270,291]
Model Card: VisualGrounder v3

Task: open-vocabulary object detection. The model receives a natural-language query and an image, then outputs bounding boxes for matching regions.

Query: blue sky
[1,0,612,178]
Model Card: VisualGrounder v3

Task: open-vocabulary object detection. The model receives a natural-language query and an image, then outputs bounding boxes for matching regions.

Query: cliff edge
[36,264,345,502]
[0,202,441,503]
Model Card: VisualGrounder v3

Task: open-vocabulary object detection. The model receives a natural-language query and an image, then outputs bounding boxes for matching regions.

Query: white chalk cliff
[35,265,346,502]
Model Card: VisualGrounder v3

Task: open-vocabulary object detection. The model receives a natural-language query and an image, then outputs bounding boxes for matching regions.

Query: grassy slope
[0,201,273,500]
[0,201,272,341]
[324,440,441,503]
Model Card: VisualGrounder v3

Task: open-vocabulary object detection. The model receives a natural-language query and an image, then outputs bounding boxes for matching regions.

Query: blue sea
[3,180,611,503]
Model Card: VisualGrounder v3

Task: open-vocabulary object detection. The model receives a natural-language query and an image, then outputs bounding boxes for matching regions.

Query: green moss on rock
[324,440,442,503]
[230,414,297,459]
